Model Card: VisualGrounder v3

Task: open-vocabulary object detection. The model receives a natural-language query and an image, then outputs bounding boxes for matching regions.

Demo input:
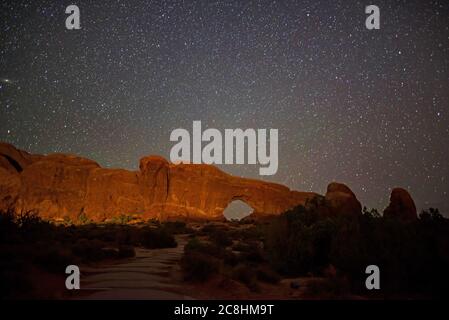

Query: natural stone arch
[222,198,254,220]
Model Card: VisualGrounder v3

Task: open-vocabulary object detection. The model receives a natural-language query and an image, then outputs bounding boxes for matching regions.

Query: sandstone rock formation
[324,182,362,216]
[0,142,318,221]
[0,142,42,211]
[383,188,417,221]
[1,142,417,222]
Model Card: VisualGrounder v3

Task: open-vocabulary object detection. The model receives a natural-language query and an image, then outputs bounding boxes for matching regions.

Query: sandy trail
[78,235,192,300]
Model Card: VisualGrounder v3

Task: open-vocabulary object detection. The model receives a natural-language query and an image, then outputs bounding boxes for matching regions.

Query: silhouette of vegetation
[3,205,448,299]
[180,229,274,292]
[231,264,260,292]
[161,221,194,234]
[264,205,449,298]
[181,237,221,281]
[140,227,177,249]
[255,265,281,284]
[0,209,179,299]
[209,229,233,247]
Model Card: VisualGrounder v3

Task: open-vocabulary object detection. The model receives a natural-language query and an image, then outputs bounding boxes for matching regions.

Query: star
[0,0,448,216]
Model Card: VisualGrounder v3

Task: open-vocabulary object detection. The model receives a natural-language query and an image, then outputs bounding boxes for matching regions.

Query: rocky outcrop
[0,142,42,211]
[324,182,362,216]
[383,188,417,221]
[0,142,318,221]
[159,163,316,220]
[0,142,43,172]
[0,142,418,222]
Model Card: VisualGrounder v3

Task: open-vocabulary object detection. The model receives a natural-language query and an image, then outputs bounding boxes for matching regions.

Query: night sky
[1,0,448,214]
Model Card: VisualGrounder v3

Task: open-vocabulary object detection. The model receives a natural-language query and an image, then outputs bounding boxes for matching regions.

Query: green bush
[116,214,133,225]
[77,212,90,224]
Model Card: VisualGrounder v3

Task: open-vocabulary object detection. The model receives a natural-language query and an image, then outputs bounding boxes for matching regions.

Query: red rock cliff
[0,142,319,221]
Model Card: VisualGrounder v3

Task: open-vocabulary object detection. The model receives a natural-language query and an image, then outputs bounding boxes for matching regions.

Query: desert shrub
[87,225,134,244]
[140,227,177,249]
[77,212,90,224]
[102,248,121,259]
[0,262,33,299]
[256,266,281,284]
[184,237,222,256]
[16,211,54,241]
[232,240,265,263]
[241,245,265,263]
[15,211,45,227]
[265,207,340,275]
[222,249,239,266]
[115,227,133,245]
[181,251,220,282]
[304,277,352,299]
[0,209,19,243]
[128,227,145,245]
[209,229,233,247]
[0,209,16,226]
[33,243,73,272]
[229,225,264,241]
[181,237,228,281]
[231,264,259,292]
[231,242,248,252]
[147,218,161,227]
[115,214,132,225]
[71,238,110,262]
[63,215,73,225]
[118,245,135,258]
[162,221,193,234]
[362,206,381,218]
[0,210,184,298]
[237,217,255,225]
[264,204,449,297]
[199,223,230,236]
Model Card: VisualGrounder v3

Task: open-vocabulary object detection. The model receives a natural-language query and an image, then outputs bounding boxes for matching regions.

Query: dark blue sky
[1,0,448,214]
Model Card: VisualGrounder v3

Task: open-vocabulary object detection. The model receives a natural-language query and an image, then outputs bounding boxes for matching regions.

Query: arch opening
[222,199,253,221]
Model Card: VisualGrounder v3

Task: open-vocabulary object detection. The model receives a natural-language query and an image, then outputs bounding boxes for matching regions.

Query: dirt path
[77,235,192,300]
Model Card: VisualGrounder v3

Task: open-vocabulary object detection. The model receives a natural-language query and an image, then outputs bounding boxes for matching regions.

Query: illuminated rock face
[2,142,414,222]
[0,142,317,221]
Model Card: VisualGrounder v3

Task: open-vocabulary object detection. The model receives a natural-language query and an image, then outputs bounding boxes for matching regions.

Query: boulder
[383,188,417,221]
[324,182,362,216]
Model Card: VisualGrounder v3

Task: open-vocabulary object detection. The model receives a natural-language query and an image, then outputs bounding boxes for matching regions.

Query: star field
[1,0,448,214]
